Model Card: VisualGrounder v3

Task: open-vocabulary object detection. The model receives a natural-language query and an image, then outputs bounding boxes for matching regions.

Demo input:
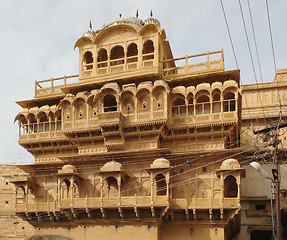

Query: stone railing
[171,198,240,209]
[15,196,240,213]
[162,50,224,78]
[35,75,79,97]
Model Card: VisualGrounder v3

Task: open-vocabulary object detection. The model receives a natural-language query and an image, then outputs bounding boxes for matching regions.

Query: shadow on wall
[22,235,73,240]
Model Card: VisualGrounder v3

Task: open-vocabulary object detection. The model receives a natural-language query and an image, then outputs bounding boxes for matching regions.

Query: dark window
[255,204,266,210]
[103,95,117,112]
[250,230,272,240]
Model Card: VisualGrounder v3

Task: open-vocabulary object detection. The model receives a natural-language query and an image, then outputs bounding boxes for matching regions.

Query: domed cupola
[82,21,95,37]
[95,15,144,34]
[144,11,161,28]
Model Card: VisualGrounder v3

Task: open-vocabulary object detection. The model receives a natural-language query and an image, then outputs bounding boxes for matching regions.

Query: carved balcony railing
[15,196,240,214]
[34,75,79,97]
[162,49,224,79]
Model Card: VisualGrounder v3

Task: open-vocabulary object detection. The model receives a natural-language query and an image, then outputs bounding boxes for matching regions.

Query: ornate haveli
[2,14,286,240]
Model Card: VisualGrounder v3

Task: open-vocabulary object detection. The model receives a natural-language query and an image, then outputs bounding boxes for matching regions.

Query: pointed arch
[16,186,26,204]
[224,175,238,198]
[155,174,167,196]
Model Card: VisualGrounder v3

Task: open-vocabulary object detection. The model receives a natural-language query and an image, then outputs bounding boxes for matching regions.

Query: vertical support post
[51,77,54,94]
[207,51,210,70]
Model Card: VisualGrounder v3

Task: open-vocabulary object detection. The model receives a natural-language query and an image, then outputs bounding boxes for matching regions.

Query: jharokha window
[103,94,117,112]
[110,46,124,66]
[143,40,154,60]
[83,51,93,70]
[97,48,108,68]
[127,43,138,63]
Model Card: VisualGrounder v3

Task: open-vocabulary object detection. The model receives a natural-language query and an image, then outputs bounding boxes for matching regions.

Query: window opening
[172,98,186,117]
[104,95,117,112]
[196,95,210,115]
[223,92,236,112]
[212,93,221,113]
[127,43,138,63]
[83,51,93,70]
[143,40,154,60]
[155,174,167,196]
[110,46,124,66]
[224,175,238,198]
[97,48,108,68]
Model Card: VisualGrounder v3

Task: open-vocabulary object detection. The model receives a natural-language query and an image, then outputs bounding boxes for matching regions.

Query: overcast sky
[0,0,286,165]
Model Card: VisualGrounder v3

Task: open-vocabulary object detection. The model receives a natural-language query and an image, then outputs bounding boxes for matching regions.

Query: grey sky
[0,0,286,164]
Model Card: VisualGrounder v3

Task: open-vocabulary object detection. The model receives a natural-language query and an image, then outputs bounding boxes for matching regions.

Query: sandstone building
[1,14,286,239]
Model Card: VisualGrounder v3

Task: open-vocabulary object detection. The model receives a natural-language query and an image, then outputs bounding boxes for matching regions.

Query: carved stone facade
[1,16,286,240]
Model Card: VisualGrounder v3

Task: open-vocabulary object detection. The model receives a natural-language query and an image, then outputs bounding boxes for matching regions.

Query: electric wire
[16,145,260,223]
[219,0,239,69]
[21,153,262,224]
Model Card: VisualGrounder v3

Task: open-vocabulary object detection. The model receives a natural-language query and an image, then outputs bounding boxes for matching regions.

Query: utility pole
[253,117,284,240]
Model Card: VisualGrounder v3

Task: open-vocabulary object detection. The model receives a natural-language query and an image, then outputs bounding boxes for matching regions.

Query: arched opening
[38,112,49,132]
[16,186,26,204]
[212,93,221,113]
[224,175,238,198]
[153,86,166,112]
[97,48,108,68]
[61,179,70,199]
[105,177,118,197]
[27,113,37,133]
[196,95,210,115]
[155,174,167,196]
[46,189,56,202]
[55,110,62,130]
[172,98,186,117]
[110,46,124,66]
[73,181,80,198]
[127,43,138,63]
[137,89,151,114]
[27,187,35,204]
[143,40,154,60]
[83,51,93,70]
[223,92,236,112]
[74,99,86,120]
[122,94,135,115]
[103,94,117,112]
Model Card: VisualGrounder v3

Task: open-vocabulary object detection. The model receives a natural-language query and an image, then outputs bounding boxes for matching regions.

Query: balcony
[19,120,64,141]
[171,198,240,209]
[34,75,79,97]
[171,100,237,126]
[162,50,224,80]
[15,196,240,214]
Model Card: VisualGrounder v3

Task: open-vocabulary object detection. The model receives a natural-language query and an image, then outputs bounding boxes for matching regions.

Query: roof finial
[89,21,92,31]
[119,13,122,18]
[136,9,139,18]
[150,10,153,17]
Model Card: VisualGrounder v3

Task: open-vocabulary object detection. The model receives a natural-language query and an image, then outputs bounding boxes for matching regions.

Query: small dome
[100,160,123,172]
[144,11,161,27]
[96,17,144,33]
[144,18,160,28]
[103,160,122,168]
[62,164,77,172]
[220,159,240,169]
[150,158,170,169]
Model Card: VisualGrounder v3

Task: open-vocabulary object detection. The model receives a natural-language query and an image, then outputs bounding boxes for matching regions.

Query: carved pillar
[117,173,121,203]
[138,37,143,68]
